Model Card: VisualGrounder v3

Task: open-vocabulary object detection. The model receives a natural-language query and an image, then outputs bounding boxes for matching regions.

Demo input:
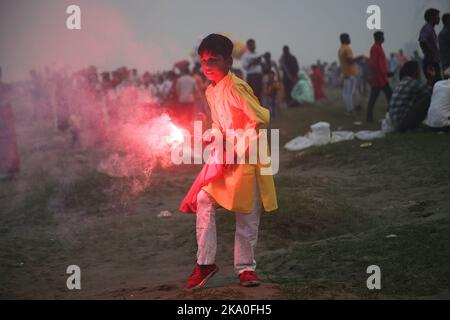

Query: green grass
[59,172,113,210]
[258,175,374,251]
[257,98,450,298]
[1,86,449,299]
[260,216,450,299]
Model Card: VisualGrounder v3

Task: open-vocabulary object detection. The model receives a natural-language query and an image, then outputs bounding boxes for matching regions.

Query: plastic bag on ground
[331,131,355,143]
[382,113,395,133]
[355,131,385,141]
[284,136,314,151]
[309,122,331,146]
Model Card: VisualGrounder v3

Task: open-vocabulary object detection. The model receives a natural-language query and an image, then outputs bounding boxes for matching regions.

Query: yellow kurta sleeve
[230,83,270,129]
[228,82,270,160]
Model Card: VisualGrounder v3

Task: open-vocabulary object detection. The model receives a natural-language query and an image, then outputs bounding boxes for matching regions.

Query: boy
[183,34,278,291]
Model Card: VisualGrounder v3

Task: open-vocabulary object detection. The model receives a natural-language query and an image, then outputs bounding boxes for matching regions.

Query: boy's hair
[374,31,384,42]
[399,61,419,80]
[198,34,234,59]
[424,8,440,23]
[442,13,450,26]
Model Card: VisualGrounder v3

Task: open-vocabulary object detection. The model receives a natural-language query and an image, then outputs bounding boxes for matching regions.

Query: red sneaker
[184,264,219,291]
[239,271,261,287]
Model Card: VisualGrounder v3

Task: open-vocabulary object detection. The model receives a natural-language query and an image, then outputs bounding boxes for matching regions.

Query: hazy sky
[1,0,449,81]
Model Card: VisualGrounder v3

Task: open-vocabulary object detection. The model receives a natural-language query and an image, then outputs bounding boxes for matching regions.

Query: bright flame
[166,122,185,147]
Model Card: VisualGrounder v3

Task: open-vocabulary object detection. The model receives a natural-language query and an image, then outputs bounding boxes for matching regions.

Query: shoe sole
[184,267,219,292]
[240,280,261,287]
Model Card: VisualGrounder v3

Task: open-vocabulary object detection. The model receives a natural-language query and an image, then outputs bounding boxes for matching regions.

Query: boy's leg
[234,181,262,275]
[196,190,218,265]
[185,190,219,291]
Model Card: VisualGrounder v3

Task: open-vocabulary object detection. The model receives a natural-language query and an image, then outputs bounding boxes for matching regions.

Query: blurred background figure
[439,13,450,72]
[262,70,281,118]
[0,67,20,180]
[242,39,263,101]
[291,70,315,106]
[279,46,299,108]
[418,8,442,83]
[310,65,327,102]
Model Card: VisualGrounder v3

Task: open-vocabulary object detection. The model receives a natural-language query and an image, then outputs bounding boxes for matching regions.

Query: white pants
[343,76,359,112]
[196,185,262,275]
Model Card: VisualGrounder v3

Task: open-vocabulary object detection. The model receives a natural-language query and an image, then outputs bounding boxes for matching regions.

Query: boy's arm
[231,83,269,130]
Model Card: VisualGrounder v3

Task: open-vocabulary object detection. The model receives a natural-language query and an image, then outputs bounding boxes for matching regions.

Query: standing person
[180,34,277,291]
[316,60,325,74]
[412,50,424,81]
[261,52,280,114]
[439,13,450,72]
[279,46,299,107]
[329,62,340,87]
[310,65,326,101]
[0,69,20,180]
[175,65,197,125]
[338,33,365,115]
[398,49,409,67]
[263,70,281,118]
[419,8,442,83]
[241,39,263,101]
[388,53,400,88]
[130,69,140,86]
[29,70,44,119]
[261,52,280,80]
[367,31,392,123]
[357,59,369,97]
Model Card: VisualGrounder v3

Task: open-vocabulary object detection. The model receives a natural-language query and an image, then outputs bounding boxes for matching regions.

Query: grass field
[1,86,449,299]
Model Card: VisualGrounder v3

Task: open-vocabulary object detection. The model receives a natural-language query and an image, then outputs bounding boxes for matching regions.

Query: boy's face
[200,51,231,84]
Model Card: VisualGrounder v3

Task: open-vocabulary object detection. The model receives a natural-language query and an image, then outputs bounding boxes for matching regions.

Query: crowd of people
[1,8,449,180]
[337,8,450,133]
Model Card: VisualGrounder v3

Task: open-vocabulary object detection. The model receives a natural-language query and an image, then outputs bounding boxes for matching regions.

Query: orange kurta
[202,72,278,214]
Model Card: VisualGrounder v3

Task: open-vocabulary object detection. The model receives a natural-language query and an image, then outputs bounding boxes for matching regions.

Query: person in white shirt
[424,72,450,131]
[176,69,196,104]
[174,67,197,125]
[241,39,263,101]
[159,73,174,104]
